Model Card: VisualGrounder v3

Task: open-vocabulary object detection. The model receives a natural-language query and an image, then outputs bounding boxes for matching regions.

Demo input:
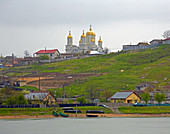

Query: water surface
[0,117,170,134]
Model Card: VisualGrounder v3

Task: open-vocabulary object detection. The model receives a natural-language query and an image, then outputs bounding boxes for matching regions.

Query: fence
[59,103,96,107]
[0,104,40,108]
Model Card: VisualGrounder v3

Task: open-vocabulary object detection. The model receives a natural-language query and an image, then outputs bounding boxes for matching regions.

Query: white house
[163,38,170,44]
[35,49,60,60]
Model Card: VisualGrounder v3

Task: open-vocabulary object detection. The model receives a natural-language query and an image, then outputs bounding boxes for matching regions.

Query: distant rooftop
[25,92,49,100]
[110,92,133,99]
[35,49,58,54]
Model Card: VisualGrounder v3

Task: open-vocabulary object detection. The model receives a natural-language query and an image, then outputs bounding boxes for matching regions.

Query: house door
[127,100,132,103]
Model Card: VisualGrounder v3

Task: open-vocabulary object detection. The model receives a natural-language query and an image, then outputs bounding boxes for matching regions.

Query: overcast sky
[0,0,170,57]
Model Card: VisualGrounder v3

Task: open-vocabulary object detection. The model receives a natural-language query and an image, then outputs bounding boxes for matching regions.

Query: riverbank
[0,113,170,119]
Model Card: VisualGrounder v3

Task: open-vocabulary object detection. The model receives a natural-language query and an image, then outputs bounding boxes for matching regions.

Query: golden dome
[79,39,81,42]
[67,31,72,38]
[81,30,86,38]
[91,38,95,42]
[98,36,102,42]
[86,25,96,36]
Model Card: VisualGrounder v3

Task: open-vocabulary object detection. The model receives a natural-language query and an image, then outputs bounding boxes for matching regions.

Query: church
[65,25,103,54]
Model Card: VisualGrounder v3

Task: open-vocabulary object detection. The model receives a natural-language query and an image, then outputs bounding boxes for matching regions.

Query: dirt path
[1,114,170,119]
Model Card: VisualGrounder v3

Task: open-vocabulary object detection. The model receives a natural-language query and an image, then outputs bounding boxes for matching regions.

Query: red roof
[164,38,170,41]
[35,49,58,54]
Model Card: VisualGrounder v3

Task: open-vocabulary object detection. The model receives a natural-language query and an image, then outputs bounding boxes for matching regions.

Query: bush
[141,92,150,104]
[39,55,49,60]
[154,93,166,104]
[76,96,87,104]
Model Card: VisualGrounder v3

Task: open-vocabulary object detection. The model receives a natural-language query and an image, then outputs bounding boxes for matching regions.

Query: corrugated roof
[110,92,133,99]
[25,92,49,100]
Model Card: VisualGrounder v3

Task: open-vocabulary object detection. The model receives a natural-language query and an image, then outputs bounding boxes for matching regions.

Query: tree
[0,87,17,103]
[103,47,109,54]
[154,93,166,104]
[162,30,170,39]
[141,92,150,104]
[102,90,113,102]
[39,55,49,60]
[85,83,99,101]
[17,94,28,105]
[0,87,28,105]
[76,96,87,104]
[24,50,30,57]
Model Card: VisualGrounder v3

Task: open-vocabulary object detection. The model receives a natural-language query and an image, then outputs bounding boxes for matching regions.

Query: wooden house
[25,91,55,105]
[110,91,141,104]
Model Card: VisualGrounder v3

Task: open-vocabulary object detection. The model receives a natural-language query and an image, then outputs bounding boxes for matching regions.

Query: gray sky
[0,0,170,57]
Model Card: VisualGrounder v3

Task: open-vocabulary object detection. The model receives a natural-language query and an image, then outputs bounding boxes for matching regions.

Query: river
[0,117,170,134]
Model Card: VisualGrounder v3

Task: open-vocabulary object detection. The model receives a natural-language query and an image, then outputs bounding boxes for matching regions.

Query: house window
[135,100,137,103]
[33,95,35,99]
[114,100,116,103]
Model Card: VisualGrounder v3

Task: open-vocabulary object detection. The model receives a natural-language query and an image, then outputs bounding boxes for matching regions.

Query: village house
[35,49,60,60]
[163,38,170,44]
[17,57,39,66]
[110,91,141,104]
[25,91,55,105]
[60,53,75,59]
[14,81,27,87]
[149,39,163,45]
[136,82,155,91]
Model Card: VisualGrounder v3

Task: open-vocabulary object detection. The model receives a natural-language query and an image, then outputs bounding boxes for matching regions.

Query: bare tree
[85,83,99,101]
[103,47,109,54]
[102,90,113,102]
[162,30,170,39]
[24,50,29,57]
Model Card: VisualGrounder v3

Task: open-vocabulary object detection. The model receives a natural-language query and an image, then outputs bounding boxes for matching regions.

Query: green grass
[0,106,113,116]
[19,86,39,91]
[0,108,57,116]
[119,106,170,114]
[1,44,170,95]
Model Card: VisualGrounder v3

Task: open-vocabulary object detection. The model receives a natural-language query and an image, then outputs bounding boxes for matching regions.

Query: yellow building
[110,92,141,104]
[25,91,55,105]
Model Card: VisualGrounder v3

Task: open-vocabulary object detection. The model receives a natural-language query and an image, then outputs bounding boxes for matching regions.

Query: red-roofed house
[163,38,170,44]
[35,49,60,59]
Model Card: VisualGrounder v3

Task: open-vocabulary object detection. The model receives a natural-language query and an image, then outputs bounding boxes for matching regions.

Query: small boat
[52,111,59,117]
[86,114,98,117]
[86,110,104,114]
[64,110,81,113]
[62,107,74,110]
[59,112,69,117]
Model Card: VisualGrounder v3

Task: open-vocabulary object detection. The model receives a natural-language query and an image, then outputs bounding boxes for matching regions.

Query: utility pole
[70,85,72,98]
[39,75,40,90]
[63,84,65,98]
[12,53,14,67]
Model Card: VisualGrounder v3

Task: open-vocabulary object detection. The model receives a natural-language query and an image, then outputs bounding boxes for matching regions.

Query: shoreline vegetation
[0,106,170,119]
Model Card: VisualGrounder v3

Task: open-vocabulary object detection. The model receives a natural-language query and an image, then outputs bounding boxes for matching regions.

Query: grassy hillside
[1,44,170,95]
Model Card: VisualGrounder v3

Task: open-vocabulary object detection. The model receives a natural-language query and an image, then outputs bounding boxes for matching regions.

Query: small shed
[110,91,141,104]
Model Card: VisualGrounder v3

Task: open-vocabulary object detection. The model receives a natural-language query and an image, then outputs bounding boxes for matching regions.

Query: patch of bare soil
[17,72,106,90]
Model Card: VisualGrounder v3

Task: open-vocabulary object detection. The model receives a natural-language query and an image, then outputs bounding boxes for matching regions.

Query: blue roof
[25,92,49,100]
[110,92,133,99]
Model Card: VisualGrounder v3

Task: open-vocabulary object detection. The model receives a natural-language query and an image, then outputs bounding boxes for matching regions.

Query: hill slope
[1,44,170,95]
